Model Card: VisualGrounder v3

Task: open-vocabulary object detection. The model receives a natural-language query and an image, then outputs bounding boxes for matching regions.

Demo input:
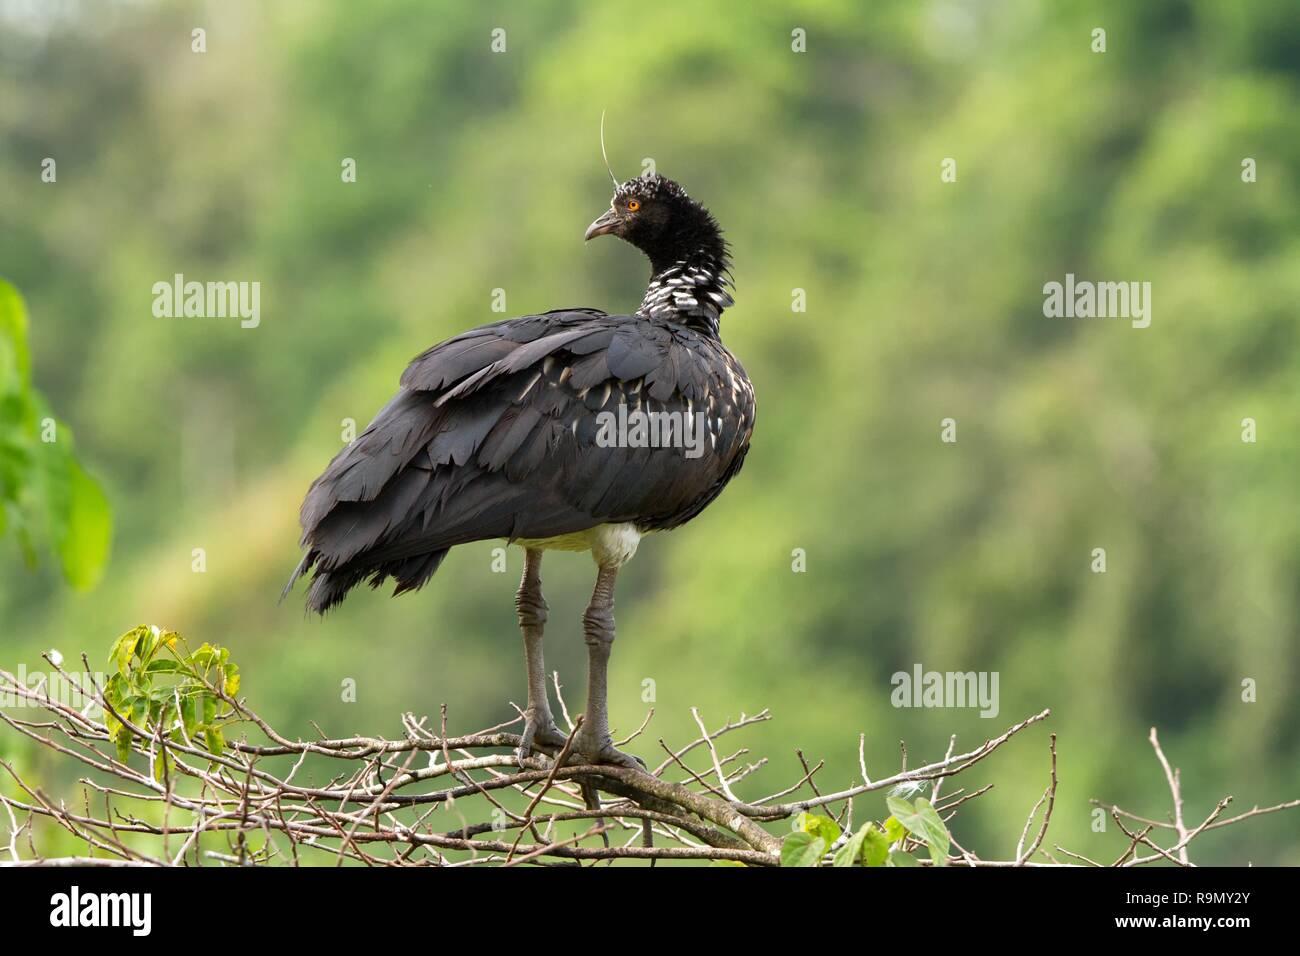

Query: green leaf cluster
[103,625,243,780]
[779,797,952,868]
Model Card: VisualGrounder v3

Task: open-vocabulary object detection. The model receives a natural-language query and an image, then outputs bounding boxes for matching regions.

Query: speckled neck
[638,255,734,336]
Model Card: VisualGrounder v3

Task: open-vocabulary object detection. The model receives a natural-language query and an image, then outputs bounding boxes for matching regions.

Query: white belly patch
[514,523,643,567]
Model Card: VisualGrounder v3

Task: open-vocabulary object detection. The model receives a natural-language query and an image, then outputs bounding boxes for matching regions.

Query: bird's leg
[515,548,566,760]
[573,564,646,770]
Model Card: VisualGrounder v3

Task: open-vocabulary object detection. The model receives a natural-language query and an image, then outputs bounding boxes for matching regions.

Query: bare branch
[1,661,1294,868]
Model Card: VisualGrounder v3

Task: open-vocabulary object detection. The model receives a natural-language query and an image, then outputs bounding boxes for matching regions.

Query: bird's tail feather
[294,547,451,615]
[280,552,315,605]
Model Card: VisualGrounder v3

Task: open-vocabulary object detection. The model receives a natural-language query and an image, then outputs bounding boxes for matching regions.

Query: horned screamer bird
[285,172,755,769]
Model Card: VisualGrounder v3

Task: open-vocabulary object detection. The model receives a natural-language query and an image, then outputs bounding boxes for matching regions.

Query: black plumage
[285,172,755,767]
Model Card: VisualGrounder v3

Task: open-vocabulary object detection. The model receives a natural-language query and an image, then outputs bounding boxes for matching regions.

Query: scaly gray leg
[515,548,566,760]
[573,564,646,770]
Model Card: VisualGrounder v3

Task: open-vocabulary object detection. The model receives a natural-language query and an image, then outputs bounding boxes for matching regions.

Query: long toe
[599,745,647,771]
[534,721,570,750]
[574,733,647,772]
[518,713,569,761]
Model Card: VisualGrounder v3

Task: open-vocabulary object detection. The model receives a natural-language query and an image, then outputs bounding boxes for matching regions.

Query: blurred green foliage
[0,279,111,588]
[1,0,1297,863]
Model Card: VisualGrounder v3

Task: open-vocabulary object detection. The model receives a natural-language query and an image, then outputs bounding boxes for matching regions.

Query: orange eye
[626,199,640,212]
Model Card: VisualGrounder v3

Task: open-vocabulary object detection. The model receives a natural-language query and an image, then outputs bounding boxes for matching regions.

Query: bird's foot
[571,730,648,772]
[517,711,569,762]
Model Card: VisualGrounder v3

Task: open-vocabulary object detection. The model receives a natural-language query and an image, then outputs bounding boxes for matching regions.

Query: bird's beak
[584,207,621,241]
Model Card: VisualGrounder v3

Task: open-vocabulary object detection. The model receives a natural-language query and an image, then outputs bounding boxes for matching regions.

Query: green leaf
[128,695,149,731]
[883,815,908,845]
[888,796,950,865]
[832,823,868,867]
[114,726,131,763]
[780,831,827,867]
[55,457,112,590]
[153,749,171,784]
[104,671,127,709]
[204,725,225,755]
[831,823,893,867]
[0,279,31,387]
[912,798,951,865]
[886,796,916,823]
[861,824,891,866]
[137,626,160,663]
[179,693,198,739]
[192,644,219,669]
[796,811,841,847]
[111,627,146,677]
[887,851,920,867]
[104,706,127,761]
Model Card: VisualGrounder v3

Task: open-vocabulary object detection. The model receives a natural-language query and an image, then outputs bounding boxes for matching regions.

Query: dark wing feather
[288,308,755,612]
